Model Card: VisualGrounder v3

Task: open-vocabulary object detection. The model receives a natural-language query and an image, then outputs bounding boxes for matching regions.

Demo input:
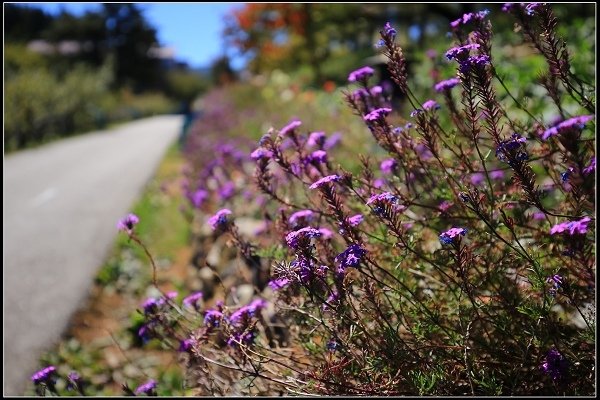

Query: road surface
[3,115,182,395]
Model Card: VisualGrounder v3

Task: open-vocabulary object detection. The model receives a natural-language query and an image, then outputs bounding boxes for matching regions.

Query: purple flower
[524,3,542,16]
[422,99,440,111]
[285,227,322,249]
[490,169,505,180]
[318,227,333,239]
[268,278,291,291]
[31,366,57,385]
[542,115,595,140]
[309,150,328,163]
[135,379,157,395]
[470,173,485,186]
[380,158,397,174]
[208,209,232,231]
[309,174,340,189]
[550,216,591,235]
[117,213,139,234]
[370,85,383,95]
[532,211,546,220]
[229,299,267,326]
[182,292,203,309]
[289,210,315,227]
[179,338,194,352]
[324,132,342,150]
[383,22,397,38]
[547,274,563,296]
[250,148,273,160]
[347,214,364,227]
[367,191,404,216]
[279,119,302,137]
[541,348,568,381]
[142,297,159,315]
[307,131,326,147]
[204,309,223,327]
[501,3,515,12]
[496,133,528,164]
[445,43,480,60]
[450,10,490,29]
[439,227,468,245]
[582,156,596,175]
[191,189,208,208]
[410,109,423,118]
[335,244,367,270]
[364,107,392,122]
[66,371,83,391]
[434,77,461,92]
[327,339,340,352]
[348,66,374,82]
[439,200,453,212]
[323,291,340,311]
[366,192,397,206]
[560,167,574,183]
[218,181,235,201]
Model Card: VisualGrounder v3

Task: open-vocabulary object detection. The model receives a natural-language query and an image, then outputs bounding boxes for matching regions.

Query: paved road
[3,115,182,395]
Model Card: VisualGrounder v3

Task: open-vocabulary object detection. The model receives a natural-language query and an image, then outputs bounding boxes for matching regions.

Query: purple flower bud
[445,43,480,60]
[309,150,328,163]
[582,156,595,175]
[422,99,441,111]
[542,115,594,140]
[285,227,322,249]
[179,338,194,352]
[380,158,397,174]
[250,148,273,160]
[434,77,461,92]
[191,189,208,208]
[268,278,291,291]
[470,173,485,186]
[541,348,568,381]
[335,244,367,270]
[348,66,375,82]
[208,209,232,231]
[182,292,203,309]
[204,309,223,327]
[318,227,334,239]
[135,379,157,395]
[550,216,591,235]
[117,213,139,234]
[439,227,468,245]
[31,366,57,385]
[490,169,505,180]
[364,107,392,122]
[347,214,364,227]
[309,174,340,189]
[289,210,315,227]
[279,120,302,137]
[307,131,326,147]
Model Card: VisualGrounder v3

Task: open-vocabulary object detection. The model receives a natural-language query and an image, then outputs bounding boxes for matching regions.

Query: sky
[18,2,243,69]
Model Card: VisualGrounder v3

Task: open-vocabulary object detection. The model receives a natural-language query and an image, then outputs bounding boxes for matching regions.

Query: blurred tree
[101,4,163,92]
[4,4,54,42]
[210,55,237,86]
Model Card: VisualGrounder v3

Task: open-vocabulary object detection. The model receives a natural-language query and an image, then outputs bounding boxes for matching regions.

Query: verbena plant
[33,4,594,396]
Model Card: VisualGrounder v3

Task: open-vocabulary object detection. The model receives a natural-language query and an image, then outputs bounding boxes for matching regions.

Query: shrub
[33,4,595,397]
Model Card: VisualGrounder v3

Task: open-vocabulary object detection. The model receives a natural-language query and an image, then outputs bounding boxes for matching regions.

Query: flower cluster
[541,349,569,381]
[348,66,375,83]
[541,115,595,140]
[439,227,468,245]
[550,216,592,235]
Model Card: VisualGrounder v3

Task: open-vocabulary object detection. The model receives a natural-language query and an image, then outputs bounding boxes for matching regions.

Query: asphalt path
[3,115,182,395]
